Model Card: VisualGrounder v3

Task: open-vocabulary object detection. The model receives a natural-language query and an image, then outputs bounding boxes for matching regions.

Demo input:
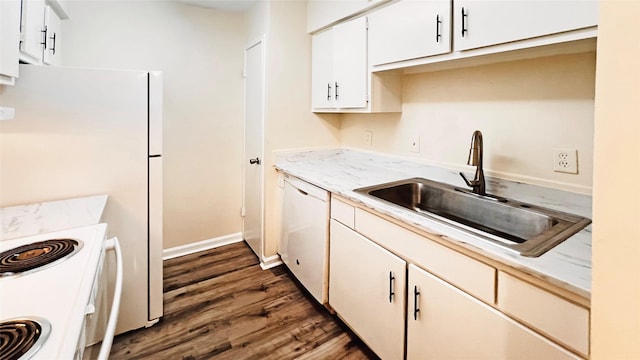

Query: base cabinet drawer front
[329,220,406,360]
[407,264,582,360]
[330,196,355,229]
[497,271,590,357]
[355,208,495,304]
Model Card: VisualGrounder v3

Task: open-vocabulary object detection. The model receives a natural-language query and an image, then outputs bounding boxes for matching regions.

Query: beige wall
[342,52,596,194]
[591,0,640,358]
[60,1,246,249]
[247,0,341,258]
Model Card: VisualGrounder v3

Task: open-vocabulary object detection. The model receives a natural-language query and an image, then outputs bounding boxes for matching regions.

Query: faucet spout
[459,130,486,195]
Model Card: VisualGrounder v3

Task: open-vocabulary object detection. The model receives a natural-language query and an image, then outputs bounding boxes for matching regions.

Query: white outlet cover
[364,130,373,146]
[553,148,578,174]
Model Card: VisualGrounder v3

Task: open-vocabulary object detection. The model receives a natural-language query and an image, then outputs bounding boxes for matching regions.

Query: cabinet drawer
[330,197,355,229]
[497,272,589,357]
[355,208,495,304]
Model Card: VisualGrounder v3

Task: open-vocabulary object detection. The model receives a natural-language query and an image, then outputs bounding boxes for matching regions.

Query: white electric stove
[0,224,108,359]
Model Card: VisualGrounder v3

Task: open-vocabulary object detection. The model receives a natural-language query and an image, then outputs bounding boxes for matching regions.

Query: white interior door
[243,38,265,259]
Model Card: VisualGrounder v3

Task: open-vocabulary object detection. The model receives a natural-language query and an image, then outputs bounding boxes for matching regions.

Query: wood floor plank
[109,241,378,360]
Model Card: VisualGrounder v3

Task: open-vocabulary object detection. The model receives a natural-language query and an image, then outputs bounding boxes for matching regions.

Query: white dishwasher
[280,175,329,304]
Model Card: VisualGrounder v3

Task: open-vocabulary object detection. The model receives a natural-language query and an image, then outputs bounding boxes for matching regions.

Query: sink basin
[355,178,591,257]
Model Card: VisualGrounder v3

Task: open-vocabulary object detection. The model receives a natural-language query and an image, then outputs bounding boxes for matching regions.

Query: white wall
[591,0,640,358]
[342,52,596,194]
[60,0,246,249]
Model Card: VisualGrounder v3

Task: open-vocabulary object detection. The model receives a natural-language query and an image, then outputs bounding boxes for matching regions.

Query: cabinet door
[332,16,367,109]
[311,28,334,110]
[0,0,21,82]
[329,220,405,360]
[453,0,598,51]
[407,264,581,360]
[19,0,46,64]
[369,0,452,66]
[42,5,61,65]
[307,0,388,33]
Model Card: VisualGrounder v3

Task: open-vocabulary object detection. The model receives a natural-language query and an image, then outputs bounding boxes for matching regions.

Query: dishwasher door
[280,175,329,304]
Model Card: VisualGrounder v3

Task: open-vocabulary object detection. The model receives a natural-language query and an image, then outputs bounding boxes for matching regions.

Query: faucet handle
[459,172,477,188]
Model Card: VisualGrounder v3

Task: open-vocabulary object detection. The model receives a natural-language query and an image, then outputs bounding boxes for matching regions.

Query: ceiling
[176,0,259,12]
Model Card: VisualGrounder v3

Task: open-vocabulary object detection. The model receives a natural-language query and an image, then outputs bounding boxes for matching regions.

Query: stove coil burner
[0,317,51,360]
[0,239,83,277]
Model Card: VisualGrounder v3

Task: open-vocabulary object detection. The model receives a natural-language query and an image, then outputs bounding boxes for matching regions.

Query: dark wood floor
[109,241,379,360]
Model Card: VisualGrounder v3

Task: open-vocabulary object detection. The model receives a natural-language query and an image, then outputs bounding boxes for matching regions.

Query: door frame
[242,35,267,262]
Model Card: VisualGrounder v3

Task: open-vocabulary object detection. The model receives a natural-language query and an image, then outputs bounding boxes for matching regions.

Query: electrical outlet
[553,148,578,174]
[364,130,373,146]
[409,136,420,153]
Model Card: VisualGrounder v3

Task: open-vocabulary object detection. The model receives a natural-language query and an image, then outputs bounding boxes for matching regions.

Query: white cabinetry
[368,0,452,66]
[329,220,405,360]
[0,0,21,84]
[19,0,67,65]
[307,0,389,33]
[407,264,581,360]
[453,0,598,51]
[42,4,61,65]
[19,0,46,63]
[326,196,589,360]
[280,176,329,304]
[498,271,590,357]
[312,17,368,110]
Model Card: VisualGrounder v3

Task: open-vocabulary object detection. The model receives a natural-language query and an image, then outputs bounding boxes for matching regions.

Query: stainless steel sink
[355,178,591,257]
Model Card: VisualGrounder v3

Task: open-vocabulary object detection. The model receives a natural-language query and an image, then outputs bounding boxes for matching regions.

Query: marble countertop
[275,148,591,299]
[0,195,108,240]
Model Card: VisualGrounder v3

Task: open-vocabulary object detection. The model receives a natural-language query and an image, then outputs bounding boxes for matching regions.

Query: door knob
[249,157,261,165]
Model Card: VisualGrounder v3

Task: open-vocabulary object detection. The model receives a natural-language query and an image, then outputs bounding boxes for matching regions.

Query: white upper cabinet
[42,4,61,65]
[0,0,21,84]
[369,0,452,66]
[19,0,46,64]
[307,0,389,33]
[311,16,368,110]
[453,0,598,51]
[18,0,68,65]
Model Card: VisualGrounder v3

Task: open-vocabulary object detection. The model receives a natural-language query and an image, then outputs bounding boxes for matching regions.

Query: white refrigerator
[0,64,163,341]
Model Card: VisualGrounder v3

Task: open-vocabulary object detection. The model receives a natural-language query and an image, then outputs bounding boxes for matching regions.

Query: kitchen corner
[0,194,120,359]
[275,148,592,299]
[0,195,108,240]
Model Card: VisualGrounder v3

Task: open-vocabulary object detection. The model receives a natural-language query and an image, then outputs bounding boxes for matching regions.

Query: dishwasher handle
[97,237,124,360]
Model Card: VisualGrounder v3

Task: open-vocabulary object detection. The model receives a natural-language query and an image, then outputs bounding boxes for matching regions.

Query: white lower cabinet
[329,219,406,360]
[407,264,581,360]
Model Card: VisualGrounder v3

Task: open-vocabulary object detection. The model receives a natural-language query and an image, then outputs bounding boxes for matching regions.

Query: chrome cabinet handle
[461,7,468,37]
[436,15,442,43]
[41,26,48,48]
[327,83,332,101]
[335,82,339,101]
[49,33,56,54]
[413,285,421,320]
[249,157,261,165]
[389,271,395,303]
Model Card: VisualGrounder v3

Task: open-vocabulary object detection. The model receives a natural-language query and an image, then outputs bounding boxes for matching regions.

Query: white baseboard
[260,254,283,270]
[163,232,243,260]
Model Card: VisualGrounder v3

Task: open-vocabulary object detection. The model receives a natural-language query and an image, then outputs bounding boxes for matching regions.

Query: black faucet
[459,130,486,195]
